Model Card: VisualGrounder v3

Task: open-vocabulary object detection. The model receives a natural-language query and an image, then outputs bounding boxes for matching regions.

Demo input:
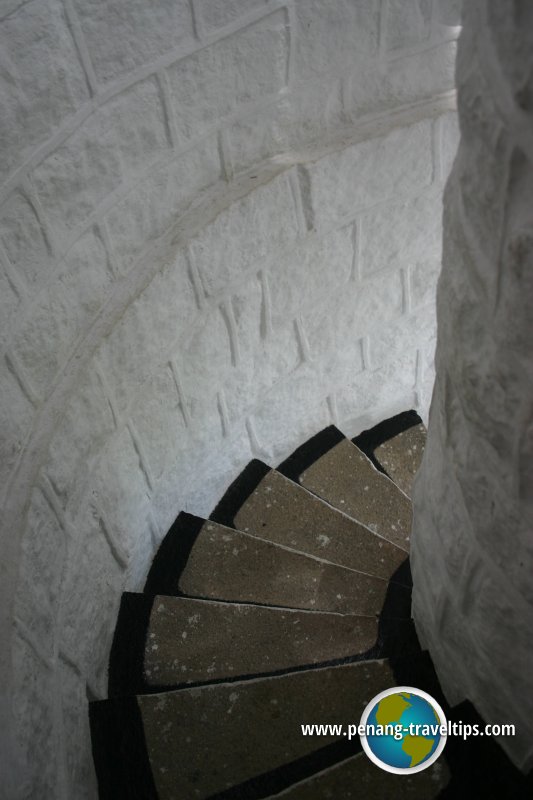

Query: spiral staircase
[89,411,532,799]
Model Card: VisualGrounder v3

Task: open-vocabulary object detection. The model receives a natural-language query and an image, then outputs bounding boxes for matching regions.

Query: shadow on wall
[411,0,533,775]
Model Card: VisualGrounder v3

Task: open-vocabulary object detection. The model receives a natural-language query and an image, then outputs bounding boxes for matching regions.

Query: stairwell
[1,2,532,797]
[89,413,533,798]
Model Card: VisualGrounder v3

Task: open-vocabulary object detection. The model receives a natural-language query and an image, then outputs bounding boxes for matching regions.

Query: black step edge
[144,511,205,596]
[353,409,423,475]
[276,426,346,483]
[208,649,533,800]
[392,555,413,588]
[388,652,533,800]
[207,647,436,800]
[210,459,271,528]
[208,740,362,800]
[90,563,418,795]
[89,696,157,800]
[108,593,153,697]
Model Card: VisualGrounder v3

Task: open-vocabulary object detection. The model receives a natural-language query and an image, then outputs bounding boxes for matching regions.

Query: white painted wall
[411,0,533,773]
[0,1,460,796]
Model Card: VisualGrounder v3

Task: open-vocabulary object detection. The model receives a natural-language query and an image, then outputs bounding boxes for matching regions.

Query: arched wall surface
[0,1,460,796]
[411,0,533,773]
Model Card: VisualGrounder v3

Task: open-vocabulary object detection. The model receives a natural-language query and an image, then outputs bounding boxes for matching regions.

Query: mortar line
[259,269,273,340]
[221,298,241,368]
[294,316,312,363]
[96,217,123,279]
[169,358,192,428]
[97,508,129,571]
[217,389,231,437]
[127,420,155,493]
[0,241,26,300]
[5,351,40,407]
[62,0,99,97]
[156,68,180,150]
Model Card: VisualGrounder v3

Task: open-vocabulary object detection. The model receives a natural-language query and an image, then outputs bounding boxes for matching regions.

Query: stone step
[374,423,427,498]
[108,593,420,695]
[91,658,398,800]
[352,410,424,489]
[143,513,412,616]
[210,461,408,581]
[278,426,412,550]
[263,752,449,799]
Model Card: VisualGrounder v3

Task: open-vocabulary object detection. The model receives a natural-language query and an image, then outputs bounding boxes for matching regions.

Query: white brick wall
[411,0,533,772]
[0,1,460,796]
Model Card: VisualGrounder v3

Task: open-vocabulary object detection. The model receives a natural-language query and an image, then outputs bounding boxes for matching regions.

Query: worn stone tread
[211,464,408,580]
[143,596,381,686]
[352,410,423,466]
[374,423,427,497]
[137,659,396,799]
[144,513,411,616]
[108,588,418,697]
[279,427,412,550]
[264,751,449,798]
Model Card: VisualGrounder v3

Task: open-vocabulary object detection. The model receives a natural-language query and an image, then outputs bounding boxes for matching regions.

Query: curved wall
[411,0,533,773]
[0,1,460,796]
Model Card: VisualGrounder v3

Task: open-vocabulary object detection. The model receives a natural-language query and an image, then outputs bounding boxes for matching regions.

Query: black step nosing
[436,702,533,800]
[144,511,205,596]
[108,593,153,697]
[276,426,346,482]
[392,556,413,588]
[352,409,423,475]
[89,696,157,800]
[388,648,444,701]
[92,651,434,800]
[91,672,533,800]
[203,648,435,800]
[210,459,272,528]
[207,740,362,800]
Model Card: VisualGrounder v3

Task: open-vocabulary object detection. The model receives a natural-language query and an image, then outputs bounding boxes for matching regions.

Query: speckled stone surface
[374,424,427,498]
[144,596,379,686]
[298,439,412,550]
[266,752,449,798]
[232,470,407,580]
[179,521,410,616]
[138,659,395,799]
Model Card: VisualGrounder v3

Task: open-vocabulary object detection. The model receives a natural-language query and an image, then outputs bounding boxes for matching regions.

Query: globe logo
[360,686,447,774]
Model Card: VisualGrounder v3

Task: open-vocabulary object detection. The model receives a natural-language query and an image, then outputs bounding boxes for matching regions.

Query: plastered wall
[411,0,533,773]
[0,1,460,796]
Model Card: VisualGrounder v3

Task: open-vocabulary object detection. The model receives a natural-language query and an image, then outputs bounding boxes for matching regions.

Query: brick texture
[0,1,462,795]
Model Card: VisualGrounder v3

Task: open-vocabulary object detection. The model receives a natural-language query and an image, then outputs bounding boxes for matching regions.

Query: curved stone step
[210,462,408,580]
[278,426,412,550]
[144,513,412,616]
[352,410,424,484]
[108,593,420,695]
[263,752,449,799]
[373,423,426,498]
[91,658,397,800]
